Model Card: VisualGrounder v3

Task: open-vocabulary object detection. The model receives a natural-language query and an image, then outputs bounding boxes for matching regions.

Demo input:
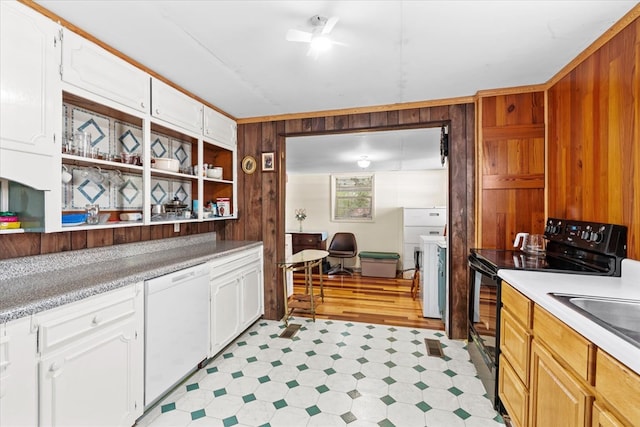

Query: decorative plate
[241,155,257,174]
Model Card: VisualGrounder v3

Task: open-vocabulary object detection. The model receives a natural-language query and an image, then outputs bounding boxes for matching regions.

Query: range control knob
[547,221,561,235]
[581,226,591,240]
[591,227,606,243]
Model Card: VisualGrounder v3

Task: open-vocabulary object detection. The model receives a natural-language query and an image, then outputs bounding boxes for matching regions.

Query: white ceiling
[34,0,636,173]
[287,127,443,174]
[36,0,635,119]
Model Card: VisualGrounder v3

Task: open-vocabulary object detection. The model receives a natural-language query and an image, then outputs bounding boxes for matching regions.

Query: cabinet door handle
[91,315,102,326]
[155,108,160,115]
[141,102,145,108]
[49,362,61,373]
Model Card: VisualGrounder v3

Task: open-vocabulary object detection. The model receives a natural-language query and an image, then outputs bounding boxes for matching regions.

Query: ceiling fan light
[310,36,332,53]
[357,156,371,168]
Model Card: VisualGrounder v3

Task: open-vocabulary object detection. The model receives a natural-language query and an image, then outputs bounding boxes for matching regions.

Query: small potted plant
[294,209,307,232]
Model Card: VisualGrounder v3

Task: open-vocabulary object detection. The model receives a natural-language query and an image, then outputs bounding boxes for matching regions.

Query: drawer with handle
[291,234,322,245]
[35,286,136,354]
[210,247,261,278]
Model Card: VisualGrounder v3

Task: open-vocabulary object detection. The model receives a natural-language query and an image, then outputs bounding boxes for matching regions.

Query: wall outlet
[174,223,180,233]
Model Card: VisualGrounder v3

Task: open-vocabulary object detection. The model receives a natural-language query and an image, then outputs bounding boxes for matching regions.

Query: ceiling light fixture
[357,156,371,169]
[286,15,341,60]
[309,35,332,55]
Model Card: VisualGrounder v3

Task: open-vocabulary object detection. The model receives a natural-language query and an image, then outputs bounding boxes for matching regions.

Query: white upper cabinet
[203,105,237,148]
[0,1,62,190]
[62,30,150,114]
[151,78,203,134]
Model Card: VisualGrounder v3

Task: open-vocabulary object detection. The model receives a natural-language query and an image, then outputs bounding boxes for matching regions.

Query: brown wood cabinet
[529,340,593,427]
[499,358,529,427]
[498,282,639,427]
[499,282,533,427]
[529,305,595,427]
[533,306,596,384]
[595,349,640,426]
[290,232,327,254]
[592,401,625,427]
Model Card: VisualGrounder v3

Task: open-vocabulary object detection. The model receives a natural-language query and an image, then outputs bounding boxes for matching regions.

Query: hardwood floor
[290,272,445,330]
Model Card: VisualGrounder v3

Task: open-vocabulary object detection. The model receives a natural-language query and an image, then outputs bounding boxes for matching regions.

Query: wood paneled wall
[231,104,475,340]
[478,92,546,249]
[548,17,639,260]
[0,222,218,260]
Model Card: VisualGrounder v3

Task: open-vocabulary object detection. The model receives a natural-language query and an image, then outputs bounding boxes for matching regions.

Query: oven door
[468,257,501,408]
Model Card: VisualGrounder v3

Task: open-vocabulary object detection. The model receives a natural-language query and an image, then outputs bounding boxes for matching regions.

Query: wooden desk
[290,232,327,254]
[278,249,328,325]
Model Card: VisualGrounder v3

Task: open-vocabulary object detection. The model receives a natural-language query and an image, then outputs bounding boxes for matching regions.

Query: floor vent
[279,323,302,339]
[424,338,445,357]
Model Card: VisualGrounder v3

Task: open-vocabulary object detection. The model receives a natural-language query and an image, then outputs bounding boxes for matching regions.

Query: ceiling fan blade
[322,16,339,34]
[286,29,313,43]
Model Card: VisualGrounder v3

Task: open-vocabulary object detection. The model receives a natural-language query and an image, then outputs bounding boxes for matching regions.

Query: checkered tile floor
[136,318,505,427]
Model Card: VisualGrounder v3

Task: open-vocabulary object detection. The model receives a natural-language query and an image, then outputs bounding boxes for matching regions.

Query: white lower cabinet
[209,245,264,357]
[0,247,262,425]
[0,316,38,427]
[210,270,242,356]
[35,283,144,427]
[240,260,263,329]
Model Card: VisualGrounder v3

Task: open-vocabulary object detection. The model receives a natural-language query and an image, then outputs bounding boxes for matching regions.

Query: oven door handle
[468,259,499,279]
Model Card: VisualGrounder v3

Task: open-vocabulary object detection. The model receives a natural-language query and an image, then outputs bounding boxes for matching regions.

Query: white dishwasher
[144,263,210,408]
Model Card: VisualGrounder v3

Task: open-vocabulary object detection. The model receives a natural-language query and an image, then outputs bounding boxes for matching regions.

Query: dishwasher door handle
[171,271,196,283]
[146,265,208,295]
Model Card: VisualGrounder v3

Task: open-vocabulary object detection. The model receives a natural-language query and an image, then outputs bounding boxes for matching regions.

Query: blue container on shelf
[62,213,87,225]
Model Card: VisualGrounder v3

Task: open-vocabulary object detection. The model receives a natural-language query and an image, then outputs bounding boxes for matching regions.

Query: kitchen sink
[549,293,640,348]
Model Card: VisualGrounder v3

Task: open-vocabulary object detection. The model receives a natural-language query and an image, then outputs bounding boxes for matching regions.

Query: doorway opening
[284,125,449,330]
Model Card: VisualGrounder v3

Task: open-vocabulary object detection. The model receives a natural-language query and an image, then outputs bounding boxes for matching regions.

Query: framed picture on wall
[262,152,275,171]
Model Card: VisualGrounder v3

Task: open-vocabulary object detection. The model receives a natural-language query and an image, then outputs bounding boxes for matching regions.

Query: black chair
[327,232,358,275]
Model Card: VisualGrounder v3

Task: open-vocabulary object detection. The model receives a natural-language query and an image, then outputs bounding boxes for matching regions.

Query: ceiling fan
[286,15,342,58]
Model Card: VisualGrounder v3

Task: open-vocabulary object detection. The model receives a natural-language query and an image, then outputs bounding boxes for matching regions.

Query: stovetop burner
[470,218,627,277]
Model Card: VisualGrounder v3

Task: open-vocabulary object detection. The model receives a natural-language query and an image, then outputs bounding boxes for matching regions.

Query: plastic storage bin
[359,252,400,278]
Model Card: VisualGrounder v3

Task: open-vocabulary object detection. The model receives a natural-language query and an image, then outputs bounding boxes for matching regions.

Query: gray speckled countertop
[0,233,262,323]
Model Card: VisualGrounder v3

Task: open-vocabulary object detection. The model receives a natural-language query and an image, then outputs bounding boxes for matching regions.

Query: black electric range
[467,217,627,412]
[470,217,628,277]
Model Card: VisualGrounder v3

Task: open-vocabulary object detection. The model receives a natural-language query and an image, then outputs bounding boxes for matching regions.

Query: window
[331,174,374,222]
